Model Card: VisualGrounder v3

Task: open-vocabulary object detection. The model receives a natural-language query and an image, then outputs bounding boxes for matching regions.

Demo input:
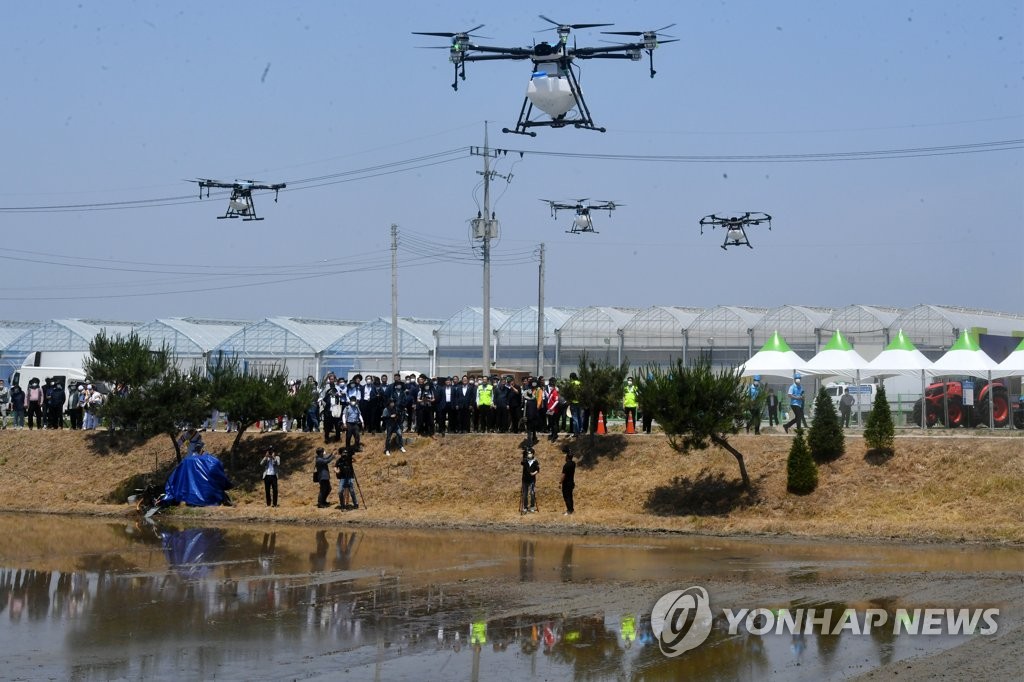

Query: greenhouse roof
[135,318,248,356]
[215,317,363,356]
[0,321,42,349]
[894,304,1024,342]
[325,317,444,355]
[821,305,903,334]
[621,306,705,335]
[3,319,139,354]
[436,307,516,345]
[688,306,769,345]
[496,307,579,343]
[559,307,643,345]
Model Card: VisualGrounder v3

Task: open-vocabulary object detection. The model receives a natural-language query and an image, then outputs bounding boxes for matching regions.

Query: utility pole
[537,242,545,376]
[470,123,505,376]
[390,223,399,376]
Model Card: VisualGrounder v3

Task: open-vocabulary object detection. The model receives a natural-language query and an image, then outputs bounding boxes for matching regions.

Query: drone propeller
[412,24,486,38]
[601,23,677,38]
[537,15,613,31]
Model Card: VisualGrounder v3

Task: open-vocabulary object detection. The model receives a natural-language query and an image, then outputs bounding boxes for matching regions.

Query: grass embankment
[0,428,1020,543]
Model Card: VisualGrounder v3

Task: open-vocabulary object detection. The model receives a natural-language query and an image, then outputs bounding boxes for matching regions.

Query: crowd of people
[294,371,620,448]
[0,377,106,430]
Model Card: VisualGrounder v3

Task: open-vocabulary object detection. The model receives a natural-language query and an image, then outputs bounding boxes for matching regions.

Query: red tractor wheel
[943,397,964,427]
[977,390,1010,427]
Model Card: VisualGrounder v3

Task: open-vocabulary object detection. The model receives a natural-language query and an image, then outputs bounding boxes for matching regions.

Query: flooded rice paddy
[0,513,1020,681]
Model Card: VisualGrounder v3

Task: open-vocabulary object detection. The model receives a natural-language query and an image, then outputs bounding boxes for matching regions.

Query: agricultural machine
[909,378,1010,428]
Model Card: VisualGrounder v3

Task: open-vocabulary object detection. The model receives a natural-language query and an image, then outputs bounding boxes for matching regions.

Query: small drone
[543,199,620,235]
[414,16,676,136]
[190,179,286,221]
[699,212,773,250]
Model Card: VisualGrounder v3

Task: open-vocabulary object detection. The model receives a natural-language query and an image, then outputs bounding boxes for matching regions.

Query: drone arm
[572,43,644,57]
[462,44,533,56]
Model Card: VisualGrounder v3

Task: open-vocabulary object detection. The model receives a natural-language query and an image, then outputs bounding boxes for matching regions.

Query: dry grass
[0,428,1021,543]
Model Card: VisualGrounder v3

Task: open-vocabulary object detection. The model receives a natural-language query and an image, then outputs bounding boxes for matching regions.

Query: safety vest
[623,384,638,408]
[477,384,493,407]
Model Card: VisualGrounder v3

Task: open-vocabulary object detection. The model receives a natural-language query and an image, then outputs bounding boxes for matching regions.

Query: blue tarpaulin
[163,453,233,506]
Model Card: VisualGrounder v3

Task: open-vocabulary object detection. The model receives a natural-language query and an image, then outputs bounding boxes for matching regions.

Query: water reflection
[0,514,1017,681]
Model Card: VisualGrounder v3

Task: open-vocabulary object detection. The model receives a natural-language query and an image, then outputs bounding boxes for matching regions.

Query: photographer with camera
[334,446,359,510]
[520,446,540,514]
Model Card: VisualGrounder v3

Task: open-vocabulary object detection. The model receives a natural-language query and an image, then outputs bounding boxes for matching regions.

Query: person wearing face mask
[622,377,638,433]
[746,376,763,435]
[783,374,807,433]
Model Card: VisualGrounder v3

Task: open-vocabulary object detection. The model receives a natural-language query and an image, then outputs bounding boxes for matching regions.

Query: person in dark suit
[314,447,335,508]
[454,375,475,433]
[435,376,454,435]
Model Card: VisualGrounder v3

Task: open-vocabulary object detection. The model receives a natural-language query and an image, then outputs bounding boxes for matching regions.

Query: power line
[493,139,1023,163]
[0,149,470,214]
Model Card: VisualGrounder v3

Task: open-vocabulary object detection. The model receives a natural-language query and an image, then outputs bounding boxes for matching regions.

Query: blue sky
[1,1,1021,322]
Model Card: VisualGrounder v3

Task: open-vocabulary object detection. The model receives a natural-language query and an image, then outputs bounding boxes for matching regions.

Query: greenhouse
[819,305,904,361]
[321,317,443,379]
[435,307,516,378]
[686,306,768,369]
[752,305,834,359]
[211,317,363,381]
[134,318,248,371]
[494,306,577,376]
[891,304,1024,362]
[554,306,642,375]
[0,319,137,380]
[619,306,705,370]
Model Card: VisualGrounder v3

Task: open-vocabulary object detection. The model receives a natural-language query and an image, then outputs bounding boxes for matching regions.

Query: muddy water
[0,514,1019,681]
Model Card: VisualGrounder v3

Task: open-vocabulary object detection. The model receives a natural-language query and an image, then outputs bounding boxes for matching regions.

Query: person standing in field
[560,448,576,515]
[314,447,335,508]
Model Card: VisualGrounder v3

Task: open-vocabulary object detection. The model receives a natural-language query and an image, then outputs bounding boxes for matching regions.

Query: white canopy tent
[740,331,807,380]
[802,330,871,423]
[928,330,1000,429]
[992,337,1024,379]
[862,330,934,429]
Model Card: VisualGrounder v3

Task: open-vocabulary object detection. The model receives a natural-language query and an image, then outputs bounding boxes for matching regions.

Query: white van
[8,366,88,411]
[825,382,877,419]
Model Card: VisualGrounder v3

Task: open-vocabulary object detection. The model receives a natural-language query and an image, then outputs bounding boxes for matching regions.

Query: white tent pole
[989,370,995,430]
[920,369,926,429]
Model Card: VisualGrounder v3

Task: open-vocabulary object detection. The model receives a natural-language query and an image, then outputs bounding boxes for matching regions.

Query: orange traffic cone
[626,412,636,434]
[596,411,607,435]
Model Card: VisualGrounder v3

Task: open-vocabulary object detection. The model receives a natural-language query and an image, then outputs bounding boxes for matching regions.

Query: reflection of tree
[635,613,770,680]
[812,601,848,665]
[867,597,899,667]
[1,568,53,622]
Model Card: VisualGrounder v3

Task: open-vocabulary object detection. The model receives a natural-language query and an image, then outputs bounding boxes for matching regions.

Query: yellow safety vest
[477,384,493,407]
[623,384,638,408]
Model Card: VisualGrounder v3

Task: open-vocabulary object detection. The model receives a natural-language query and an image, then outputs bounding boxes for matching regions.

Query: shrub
[786,429,818,495]
[864,385,895,458]
[808,386,845,462]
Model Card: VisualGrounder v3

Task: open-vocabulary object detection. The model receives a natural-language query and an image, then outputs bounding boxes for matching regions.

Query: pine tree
[786,428,818,495]
[863,384,895,458]
[807,386,845,462]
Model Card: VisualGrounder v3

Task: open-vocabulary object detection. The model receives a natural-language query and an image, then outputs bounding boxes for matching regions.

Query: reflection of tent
[991,337,1024,379]
[741,331,807,379]
[160,527,227,578]
[163,453,233,506]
